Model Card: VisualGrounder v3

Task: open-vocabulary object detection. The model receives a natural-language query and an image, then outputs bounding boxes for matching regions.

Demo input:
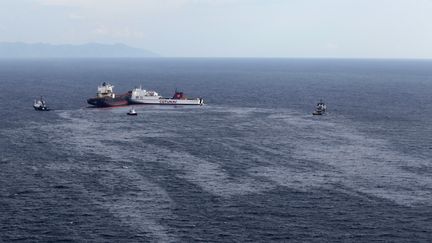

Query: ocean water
[0,58,432,242]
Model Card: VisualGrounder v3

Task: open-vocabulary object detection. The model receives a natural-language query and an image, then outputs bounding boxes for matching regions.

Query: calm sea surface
[1,58,432,242]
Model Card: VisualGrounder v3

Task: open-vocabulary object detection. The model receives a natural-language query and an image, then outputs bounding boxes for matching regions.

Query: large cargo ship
[87,82,131,107]
[129,87,203,105]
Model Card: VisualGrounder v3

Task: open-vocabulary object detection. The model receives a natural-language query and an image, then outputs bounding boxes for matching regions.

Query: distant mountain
[0,42,159,58]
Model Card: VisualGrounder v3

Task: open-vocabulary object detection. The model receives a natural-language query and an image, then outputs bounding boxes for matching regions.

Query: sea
[0,58,431,242]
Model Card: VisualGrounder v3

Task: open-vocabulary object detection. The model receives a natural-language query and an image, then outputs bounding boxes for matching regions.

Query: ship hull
[312,111,325,115]
[129,97,203,105]
[87,93,131,107]
[33,106,50,111]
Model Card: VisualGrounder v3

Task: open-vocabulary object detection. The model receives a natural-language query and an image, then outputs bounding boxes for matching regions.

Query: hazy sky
[1,0,432,58]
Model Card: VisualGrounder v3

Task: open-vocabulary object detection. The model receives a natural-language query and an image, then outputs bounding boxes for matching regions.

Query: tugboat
[87,82,131,107]
[129,87,204,105]
[312,100,327,115]
[127,107,138,116]
[33,96,50,111]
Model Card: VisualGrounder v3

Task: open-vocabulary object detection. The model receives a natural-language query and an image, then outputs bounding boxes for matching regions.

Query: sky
[1,0,432,58]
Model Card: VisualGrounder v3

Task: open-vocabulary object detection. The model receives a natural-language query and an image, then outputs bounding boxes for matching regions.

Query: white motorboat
[127,108,138,116]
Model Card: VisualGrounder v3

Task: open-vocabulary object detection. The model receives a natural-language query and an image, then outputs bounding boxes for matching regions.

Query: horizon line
[1,57,432,60]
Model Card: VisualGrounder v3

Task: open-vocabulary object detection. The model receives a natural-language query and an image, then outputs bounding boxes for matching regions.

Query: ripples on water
[1,59,432,241]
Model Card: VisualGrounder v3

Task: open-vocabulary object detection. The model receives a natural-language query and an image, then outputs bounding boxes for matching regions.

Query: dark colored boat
[87,82,131,107]
[33,96,50,111]
[312,100,327,115]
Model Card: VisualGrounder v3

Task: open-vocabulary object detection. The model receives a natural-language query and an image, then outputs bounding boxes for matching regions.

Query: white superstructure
[97,82,116,98]
[130,87,203,105]
[130,87,162,104]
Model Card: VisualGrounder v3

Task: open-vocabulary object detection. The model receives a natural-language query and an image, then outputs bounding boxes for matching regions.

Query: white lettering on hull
[159,100,177,104]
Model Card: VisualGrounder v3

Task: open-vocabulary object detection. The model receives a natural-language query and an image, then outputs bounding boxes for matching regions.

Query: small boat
[127,108,137,116]
[33,96,50,111]
[312,100,327,115]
